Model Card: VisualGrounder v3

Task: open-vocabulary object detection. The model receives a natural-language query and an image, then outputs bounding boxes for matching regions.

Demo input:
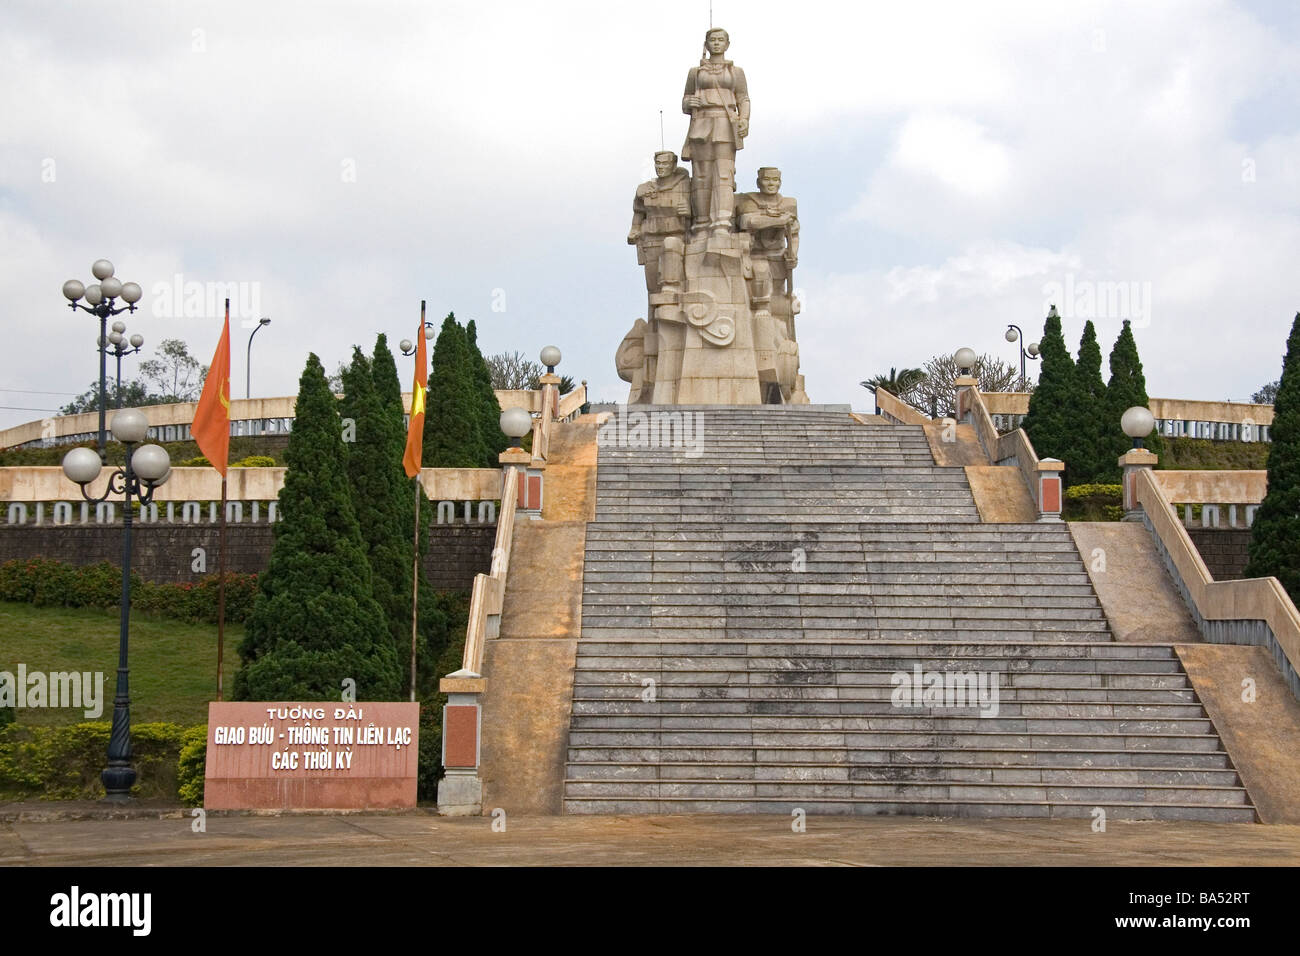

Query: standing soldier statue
[627,150,691,299]
[681,27,749,237]
[737,166,803,402]
[621,151,691,402]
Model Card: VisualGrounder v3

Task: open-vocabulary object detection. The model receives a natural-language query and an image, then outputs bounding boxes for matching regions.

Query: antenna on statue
[659,110,664,151]
[709,1,713,29]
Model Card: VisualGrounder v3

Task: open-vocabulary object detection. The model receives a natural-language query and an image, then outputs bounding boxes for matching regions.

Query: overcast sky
[1,0,1297,430]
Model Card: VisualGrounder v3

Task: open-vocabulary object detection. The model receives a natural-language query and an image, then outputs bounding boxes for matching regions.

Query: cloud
[0,0,1297,429]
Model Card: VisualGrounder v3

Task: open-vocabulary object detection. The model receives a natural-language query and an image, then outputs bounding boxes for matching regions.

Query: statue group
[617,28,809,405]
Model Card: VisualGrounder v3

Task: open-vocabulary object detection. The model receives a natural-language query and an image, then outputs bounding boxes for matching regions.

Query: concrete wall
[0,385,588,450]
[0,522,496,590]
[0,465,503,505]
[1189,529,1252,581]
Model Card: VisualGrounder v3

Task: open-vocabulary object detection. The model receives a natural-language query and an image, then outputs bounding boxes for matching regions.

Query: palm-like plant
[861,367,927,401]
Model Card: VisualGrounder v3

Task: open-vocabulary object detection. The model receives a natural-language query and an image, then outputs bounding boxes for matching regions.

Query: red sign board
[204,702,419,810]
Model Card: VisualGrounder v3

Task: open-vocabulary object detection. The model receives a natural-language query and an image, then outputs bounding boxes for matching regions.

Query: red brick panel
[443,704,479,768]
[1040,476,1061,513]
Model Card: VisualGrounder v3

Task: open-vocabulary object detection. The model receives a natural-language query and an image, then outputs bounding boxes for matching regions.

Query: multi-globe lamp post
[105,321,145,408]
[61,409,172,801]
[399,321,436,357]
[1005,324,1041,392]
[62,260,144,461]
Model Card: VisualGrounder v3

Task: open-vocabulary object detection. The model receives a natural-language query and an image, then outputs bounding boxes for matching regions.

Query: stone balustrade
[1152,469,1267,529]
[981,392,1274,443]
[0,465,503,526]
[1135,467,1300,700]
[0,384,587,450]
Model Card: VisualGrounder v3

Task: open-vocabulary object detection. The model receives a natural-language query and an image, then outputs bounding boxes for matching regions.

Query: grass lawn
[0,602,241,727]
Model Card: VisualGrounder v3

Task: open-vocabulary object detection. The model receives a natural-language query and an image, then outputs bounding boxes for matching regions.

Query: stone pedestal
[1119,447,1158,520]
[954,375,979,422]
[654,234,762,405]
[1037,458,1064,522]
[437,676,486,816]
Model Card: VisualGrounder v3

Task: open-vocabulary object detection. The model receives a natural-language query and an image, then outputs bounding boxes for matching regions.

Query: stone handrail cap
[440,670,486,695]
[1119,448,1159,467]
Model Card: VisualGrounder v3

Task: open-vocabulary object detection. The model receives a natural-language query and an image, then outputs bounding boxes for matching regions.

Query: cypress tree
[1100,319,1163,480]
[423,314,484,468]
[1020,306,1077,476]
[233,353,402,701]
[466,319,508,468]
[338,346,408,666]
[1072,320,1107,485]
[371,333,449,696]
[1244,313,1300,600]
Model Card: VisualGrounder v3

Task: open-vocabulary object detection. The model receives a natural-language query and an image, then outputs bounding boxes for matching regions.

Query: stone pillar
[1037,458,1064,522]
[1119,447,1158,521]
[500,446,543,518]
[436,673,486,816]
[954,375,978,423]
[538,372,560,421]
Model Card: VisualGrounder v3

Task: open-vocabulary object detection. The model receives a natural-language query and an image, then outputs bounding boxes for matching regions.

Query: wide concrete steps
[580,519,1110,641]
[563,641,1252,820]
[563,407,1253,820]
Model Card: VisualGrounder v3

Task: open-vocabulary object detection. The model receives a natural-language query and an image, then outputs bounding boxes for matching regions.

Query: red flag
[402,321,427,478]
[193,305,232,477]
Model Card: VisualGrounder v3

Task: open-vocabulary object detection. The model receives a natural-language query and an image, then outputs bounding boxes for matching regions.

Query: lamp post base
[101,763,137,800]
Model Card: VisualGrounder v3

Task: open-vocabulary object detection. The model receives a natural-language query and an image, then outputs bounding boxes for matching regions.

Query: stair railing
[460,464,519,677]
[873,387,930,425]
[1136,467,1300,701]
[960,384,1065,521]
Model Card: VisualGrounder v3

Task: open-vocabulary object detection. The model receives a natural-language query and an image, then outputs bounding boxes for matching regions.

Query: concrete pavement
[4,810,1300,866]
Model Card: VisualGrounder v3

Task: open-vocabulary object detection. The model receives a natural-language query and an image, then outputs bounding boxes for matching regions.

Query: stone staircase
[562,406,1255,821]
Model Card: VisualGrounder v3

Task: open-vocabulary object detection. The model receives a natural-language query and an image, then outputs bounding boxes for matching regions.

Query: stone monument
[617,27,809,405]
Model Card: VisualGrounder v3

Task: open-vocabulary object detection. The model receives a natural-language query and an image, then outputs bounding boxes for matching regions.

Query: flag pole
[217,472,227,700]
[216,297,230,701]
[410,479,420,703]
[409,299,426,702]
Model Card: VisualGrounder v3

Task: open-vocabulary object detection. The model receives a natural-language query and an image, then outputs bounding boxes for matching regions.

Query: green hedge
[0,437,283,468]
[175,454,278,468]
[1160,437,1270,471]
[0,721,202,801]
[0,558,258,624]
[176,725,206,807]
[1063,483,1124,522]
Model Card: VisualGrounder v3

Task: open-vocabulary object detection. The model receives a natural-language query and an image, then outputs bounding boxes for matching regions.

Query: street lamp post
[105,321,145,408]
[399,310,436,357]
[1005,324,1041,392]
[61,409,171,802]
[62,260,143,462]
[246,317,271,399]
